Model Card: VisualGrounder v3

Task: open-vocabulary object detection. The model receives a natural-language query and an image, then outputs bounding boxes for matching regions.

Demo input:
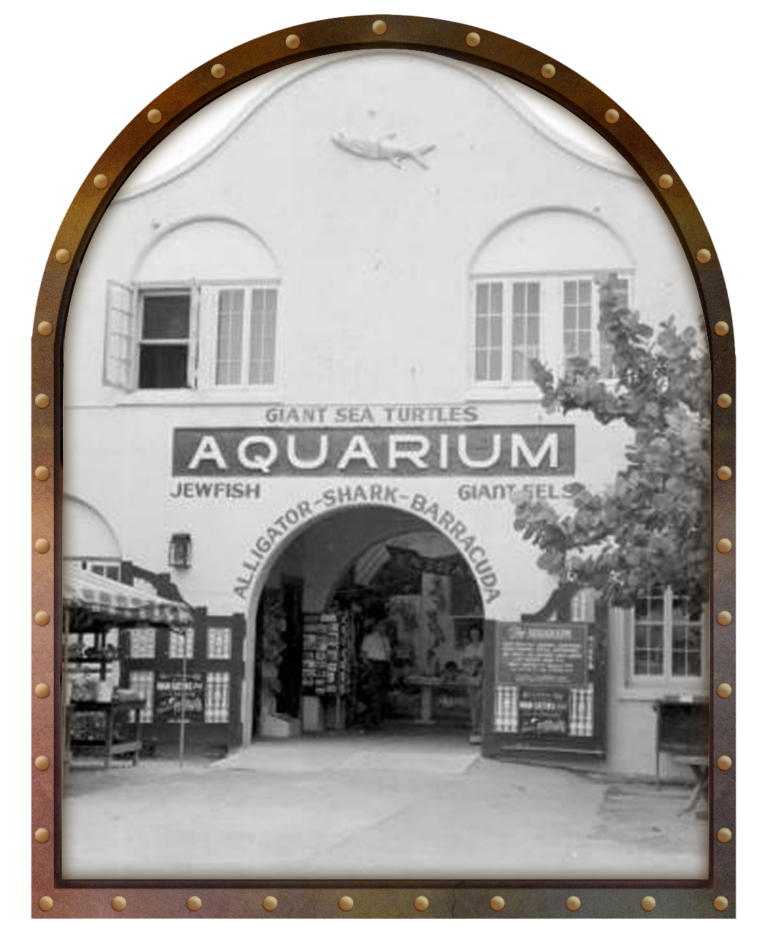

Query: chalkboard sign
[496,623,588,687]
[518,688,570,736]
[155,673,205,723]
[486,620,606,754]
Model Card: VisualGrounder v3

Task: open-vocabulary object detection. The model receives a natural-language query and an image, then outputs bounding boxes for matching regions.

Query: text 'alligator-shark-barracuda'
[331,130,436,169]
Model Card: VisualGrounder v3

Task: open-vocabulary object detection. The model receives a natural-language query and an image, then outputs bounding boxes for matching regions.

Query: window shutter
[103,280,137,389]
[189,284,203,389]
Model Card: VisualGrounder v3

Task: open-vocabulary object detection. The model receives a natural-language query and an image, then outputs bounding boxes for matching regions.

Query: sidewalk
[62,730,707,881]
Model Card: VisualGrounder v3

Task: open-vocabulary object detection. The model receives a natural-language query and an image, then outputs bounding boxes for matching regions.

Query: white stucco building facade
[63,50,708,776]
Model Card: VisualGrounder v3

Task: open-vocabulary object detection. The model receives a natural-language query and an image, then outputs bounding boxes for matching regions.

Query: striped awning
[64,567,193,626]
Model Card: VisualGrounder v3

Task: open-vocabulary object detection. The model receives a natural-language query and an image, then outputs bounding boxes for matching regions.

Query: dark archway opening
[251,505,485,740]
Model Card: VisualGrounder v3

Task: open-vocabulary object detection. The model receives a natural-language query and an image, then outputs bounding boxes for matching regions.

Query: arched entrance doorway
[245,505,486,743]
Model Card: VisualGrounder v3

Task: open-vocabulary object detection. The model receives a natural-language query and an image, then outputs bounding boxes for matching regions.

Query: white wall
[62,50,705,629]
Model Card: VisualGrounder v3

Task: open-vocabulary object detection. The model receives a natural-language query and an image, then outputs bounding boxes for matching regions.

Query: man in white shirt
[360,620,392,729]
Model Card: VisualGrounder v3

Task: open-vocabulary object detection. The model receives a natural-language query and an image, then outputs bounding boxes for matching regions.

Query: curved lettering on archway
[236,492,501,612]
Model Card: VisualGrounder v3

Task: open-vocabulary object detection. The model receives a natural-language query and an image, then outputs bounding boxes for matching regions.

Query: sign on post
[155,674,205,723]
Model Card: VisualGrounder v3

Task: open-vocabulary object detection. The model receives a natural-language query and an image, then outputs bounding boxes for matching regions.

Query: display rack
[65,619,145,768]
[301,612,352,730]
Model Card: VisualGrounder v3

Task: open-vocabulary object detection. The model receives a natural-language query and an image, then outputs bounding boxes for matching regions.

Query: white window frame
[207,626,232,660]
[129,627,157,661]
[168,626,195,660]
[469,270,634,391]
[104,278,280,394]
[205,671,231,723]
[203,282,280,389]
[135,286,199,390]
[629,587,706,689]
[128,670,155,723]
[79,559,122,581]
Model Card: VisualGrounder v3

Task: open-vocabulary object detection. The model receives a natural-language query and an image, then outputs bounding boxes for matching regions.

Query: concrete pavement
[62,729,707,880]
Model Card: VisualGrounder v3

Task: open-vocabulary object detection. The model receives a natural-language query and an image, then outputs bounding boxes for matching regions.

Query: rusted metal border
[31,12,735,919]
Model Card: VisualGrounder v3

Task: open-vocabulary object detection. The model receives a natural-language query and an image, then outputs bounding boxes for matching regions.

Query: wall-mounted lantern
[168,533,192,570]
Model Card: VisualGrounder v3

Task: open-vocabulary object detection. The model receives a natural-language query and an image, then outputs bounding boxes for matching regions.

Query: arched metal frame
[31,13,734,919]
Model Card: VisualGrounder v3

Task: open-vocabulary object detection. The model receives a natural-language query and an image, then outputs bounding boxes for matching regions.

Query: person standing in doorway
[360,619,393,730]
[461,625,484,744]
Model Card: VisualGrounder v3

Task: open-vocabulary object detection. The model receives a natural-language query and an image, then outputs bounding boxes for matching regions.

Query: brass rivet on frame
[717,755,732,771]
[35,394,50,409]
[697,248,712,263]
[35,538,50,554]
[490,896,505,911]
[713,896,729,911]
[35,755,50,771]
[187,896,202,911]
[717,611,732,626]
[659,174,674,189]
[211,64,226,78]
[372,20,387,36]
[414,896,429,911]
[55,248,70,264]
[147,109,162,124]
[717,683,732,699]
[717,828,732,843]
[35,466,50,481]
[285,34,300,49]
[605,109,620,124]
[641,896,656,911]
[35,683,50,698]
[717,538,732,554]
[339,896,354,911]
[35,611,50,626]
[112,896,127,911]
[263,896,277,911]
[39,896,53,911]
[34,828,49,843]
[541,64,556,79]
[565,896,581,911]
[717,466,732,481]
[38,321,53,336]
[466,32,481,48]
[93,174,109,190]
[714,321,730,337]
[717,393,732,409]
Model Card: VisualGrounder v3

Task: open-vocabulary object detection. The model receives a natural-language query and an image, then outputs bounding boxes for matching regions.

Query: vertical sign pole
[179,627,187,770]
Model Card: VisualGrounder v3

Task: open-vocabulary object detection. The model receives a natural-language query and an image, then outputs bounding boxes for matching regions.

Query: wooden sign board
[484,620,606,756]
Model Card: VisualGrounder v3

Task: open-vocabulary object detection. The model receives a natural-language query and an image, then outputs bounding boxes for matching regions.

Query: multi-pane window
[671,595,703,678]
[633,588,703,680]
[207,627,232,660]
[471,274,632,386]
[634,589,665,677]
[596,277,629,379]
[474,282,503,381]
[84,561,121,581]
[563,279,593,368]
[128,670,155,723]
[168,626,195,660]
[249,287,278,384]
[129,627,156,660]
[205,672,230,723]
[214,287,277,386]
[104,282,278,391]
[511,282,541,381]
[138,292,193,389]
[215,289,245,385]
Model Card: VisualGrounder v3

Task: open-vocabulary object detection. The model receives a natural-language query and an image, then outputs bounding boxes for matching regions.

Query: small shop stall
[63,566,195,768]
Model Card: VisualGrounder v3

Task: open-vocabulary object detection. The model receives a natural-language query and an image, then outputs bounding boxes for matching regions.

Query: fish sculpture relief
[331,130,436,169]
